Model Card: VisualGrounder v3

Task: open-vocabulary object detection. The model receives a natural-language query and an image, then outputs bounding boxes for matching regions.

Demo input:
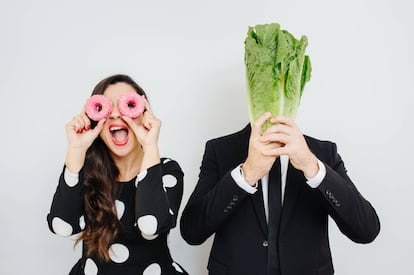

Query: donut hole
[94,103,103,112]
[127,101,136,108]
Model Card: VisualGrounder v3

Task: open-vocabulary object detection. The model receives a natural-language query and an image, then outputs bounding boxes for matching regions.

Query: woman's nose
[109,105,121,119]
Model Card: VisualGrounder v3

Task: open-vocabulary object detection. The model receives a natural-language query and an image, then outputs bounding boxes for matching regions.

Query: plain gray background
[1,0,413,274]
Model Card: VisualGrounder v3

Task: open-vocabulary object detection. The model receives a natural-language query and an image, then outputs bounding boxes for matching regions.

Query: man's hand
[242,113,282,185]
[260,116,319,178]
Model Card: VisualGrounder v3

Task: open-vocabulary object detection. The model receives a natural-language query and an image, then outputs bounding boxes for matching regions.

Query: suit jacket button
[262,240,269,247]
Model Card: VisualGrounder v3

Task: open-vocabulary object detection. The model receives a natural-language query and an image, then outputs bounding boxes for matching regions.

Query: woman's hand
[122,98,161,149]
[122,98,161,169]
[65,109,106,173]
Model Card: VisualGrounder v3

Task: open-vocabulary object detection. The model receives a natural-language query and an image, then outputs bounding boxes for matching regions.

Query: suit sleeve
[180,141,250,245]
[317,142,380,243]
[135,159,184,237]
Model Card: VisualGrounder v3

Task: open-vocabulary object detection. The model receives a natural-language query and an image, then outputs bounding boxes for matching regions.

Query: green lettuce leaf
[245,23,312,130]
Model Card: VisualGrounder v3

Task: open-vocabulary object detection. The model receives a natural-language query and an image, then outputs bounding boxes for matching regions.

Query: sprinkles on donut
[85,94,113,121]
[118,92,145,118]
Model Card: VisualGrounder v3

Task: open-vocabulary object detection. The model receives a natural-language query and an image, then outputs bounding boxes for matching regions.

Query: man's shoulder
[304,135,338,160]
[304,135,335,146]
[207,124,251,145]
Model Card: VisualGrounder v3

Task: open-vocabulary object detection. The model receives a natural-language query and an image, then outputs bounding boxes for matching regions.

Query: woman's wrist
[142,143,159,154]
[65,147,87,173]
[141,144,160,169]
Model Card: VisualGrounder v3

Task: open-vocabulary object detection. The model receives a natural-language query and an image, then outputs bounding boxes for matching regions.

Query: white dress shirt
[230,155,326,222]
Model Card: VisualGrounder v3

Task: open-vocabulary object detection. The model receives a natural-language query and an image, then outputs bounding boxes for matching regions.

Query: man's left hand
[259,116,319,178]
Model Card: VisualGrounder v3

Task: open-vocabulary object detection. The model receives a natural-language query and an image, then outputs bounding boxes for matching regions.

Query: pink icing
[118,93,145,118]
[85,95,113,121]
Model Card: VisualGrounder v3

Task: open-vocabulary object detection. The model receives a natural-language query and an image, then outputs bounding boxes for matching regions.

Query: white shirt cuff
[230,164,258,194]
[306,159,326,188]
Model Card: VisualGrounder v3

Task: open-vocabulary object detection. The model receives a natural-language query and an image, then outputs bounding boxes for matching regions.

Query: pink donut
[85,95,113,121]
[118,93,145,118]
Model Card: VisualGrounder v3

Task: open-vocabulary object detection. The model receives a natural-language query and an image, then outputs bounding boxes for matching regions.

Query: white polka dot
[64,168,79,187]
[143,263,161,275]
[142,232,159,240]
[136,170,148,186]
[84,258,98,275]
[109,243,129,263]
[137,215,158,235]
[52,217,73,237]
[79,215,85,230]
[162,174,177,188]
[172,262,184,273]
[115,200,125,219]
[163,158,172,164]
[169,209,174,215]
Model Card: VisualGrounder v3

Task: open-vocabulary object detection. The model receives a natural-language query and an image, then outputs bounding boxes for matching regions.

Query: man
[180,112,380,275]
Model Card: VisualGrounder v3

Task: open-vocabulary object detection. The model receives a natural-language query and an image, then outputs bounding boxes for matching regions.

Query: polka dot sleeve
[46,166,85,237]
[135,158,184,236]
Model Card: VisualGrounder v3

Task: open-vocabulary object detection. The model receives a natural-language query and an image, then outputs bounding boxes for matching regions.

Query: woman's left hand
[122,97,161,150]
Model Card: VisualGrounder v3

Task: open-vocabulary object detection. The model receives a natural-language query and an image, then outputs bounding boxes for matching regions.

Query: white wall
[1,0,413,274]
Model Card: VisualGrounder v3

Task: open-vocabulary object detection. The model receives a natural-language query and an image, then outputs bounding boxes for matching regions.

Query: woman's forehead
[103,82,135,98]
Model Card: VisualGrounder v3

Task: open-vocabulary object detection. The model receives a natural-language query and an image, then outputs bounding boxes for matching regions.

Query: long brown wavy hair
[75,74,147,261]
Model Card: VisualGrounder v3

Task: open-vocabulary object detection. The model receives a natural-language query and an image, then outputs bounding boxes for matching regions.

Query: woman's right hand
[64,109,106,173]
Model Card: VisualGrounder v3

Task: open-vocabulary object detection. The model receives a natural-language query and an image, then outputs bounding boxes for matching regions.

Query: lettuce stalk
[244,23,312,130]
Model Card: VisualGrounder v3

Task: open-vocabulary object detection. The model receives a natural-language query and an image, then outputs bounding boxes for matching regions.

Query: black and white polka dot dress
[47,158,188,275]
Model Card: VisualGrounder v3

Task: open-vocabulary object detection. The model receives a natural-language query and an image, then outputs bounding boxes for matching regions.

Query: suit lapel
[280,162,305,233]
[251,180,268,236]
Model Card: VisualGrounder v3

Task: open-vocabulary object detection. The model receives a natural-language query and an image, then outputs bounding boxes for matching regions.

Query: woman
[47,74,187,275]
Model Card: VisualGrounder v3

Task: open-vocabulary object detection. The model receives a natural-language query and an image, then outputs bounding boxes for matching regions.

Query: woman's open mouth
[109,124,129,146]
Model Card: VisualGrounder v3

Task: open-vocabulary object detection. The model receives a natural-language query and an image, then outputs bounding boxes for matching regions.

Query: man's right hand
[242,112,282,185]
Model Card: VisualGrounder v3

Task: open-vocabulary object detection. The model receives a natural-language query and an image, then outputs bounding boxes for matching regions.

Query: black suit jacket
[180,124,380,275]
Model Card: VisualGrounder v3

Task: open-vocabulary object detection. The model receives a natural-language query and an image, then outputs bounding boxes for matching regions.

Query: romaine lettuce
[244,23,312,130]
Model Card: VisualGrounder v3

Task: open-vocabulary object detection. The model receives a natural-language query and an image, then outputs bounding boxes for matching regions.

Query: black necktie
[267,158,282,275]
